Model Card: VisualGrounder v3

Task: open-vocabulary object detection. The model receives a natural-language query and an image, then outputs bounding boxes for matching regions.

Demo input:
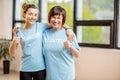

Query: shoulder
[61,28,66,32]
[43,28,53,34]
[44,28,52,32]
[36,22,48,31]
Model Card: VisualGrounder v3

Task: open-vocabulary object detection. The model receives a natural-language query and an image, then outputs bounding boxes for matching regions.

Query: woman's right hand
[13,27,19,37]
[12,37,20,47]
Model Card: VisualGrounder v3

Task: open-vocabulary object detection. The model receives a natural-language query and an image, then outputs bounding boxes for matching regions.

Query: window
[74,0,116,48]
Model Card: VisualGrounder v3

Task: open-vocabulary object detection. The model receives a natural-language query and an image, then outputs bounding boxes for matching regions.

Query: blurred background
[0,0,120,80]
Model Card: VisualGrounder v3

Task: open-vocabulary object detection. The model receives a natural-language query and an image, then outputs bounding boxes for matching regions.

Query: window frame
[74,0,118,48]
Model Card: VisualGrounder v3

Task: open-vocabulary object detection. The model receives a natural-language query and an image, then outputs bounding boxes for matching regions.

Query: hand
[64,40,72,48]
[13,37,20,47]
[13,27,19,37]
[13,37,20,43]
[66,29,75,42]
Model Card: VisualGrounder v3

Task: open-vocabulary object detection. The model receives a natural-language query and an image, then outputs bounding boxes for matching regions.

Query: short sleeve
[72,36,80,50]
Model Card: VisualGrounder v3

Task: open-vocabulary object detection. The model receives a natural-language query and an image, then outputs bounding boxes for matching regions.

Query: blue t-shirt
[17,22,47,72]
[43,28,80,80]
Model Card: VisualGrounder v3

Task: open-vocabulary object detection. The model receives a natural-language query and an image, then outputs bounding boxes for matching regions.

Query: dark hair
[22,3,38,13]
[48,6,66,25]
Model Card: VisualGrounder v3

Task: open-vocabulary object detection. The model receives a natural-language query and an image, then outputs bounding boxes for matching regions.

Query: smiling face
[23,8,39,25]
[49,14,63,30]
[48,6,66,30]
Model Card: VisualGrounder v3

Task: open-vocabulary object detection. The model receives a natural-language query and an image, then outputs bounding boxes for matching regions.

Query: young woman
[43,6,80,80]
[9,3,74,80]
[9,3,46,80]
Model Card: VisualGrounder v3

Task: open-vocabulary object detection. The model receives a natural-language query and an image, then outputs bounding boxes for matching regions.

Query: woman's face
[50,15,63,30]
[24,8,39,25]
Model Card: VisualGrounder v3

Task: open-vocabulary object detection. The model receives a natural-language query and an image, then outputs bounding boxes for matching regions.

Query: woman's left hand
[64,40,72,48]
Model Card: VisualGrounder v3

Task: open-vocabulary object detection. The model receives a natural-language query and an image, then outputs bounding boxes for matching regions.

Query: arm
[9,37,19,56]
[63,24,75,42]
[63,24,71,29]
[9,28,19,57]
[64,41,80,58]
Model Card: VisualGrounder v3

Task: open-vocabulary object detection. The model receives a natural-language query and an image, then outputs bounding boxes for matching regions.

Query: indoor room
[0,0,120,80]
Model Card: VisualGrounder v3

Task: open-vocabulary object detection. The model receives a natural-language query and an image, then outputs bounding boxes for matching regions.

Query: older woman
[43,6,80,80]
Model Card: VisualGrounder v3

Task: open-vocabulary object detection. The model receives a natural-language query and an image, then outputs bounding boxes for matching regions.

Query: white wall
[0,0,12,40]
[75,47,120,80]
[0,0,22,70]
[0,0,4,38]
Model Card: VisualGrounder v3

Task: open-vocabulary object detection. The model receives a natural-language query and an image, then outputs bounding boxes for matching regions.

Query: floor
[0,69,19,80]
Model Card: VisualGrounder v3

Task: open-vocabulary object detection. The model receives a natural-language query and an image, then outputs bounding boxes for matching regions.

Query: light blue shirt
[43,28,80,80]
[17,22,47,72]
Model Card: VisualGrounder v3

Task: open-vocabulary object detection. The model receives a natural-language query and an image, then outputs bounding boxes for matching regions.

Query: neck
[54,27,62,30]
[23,23,33,30]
